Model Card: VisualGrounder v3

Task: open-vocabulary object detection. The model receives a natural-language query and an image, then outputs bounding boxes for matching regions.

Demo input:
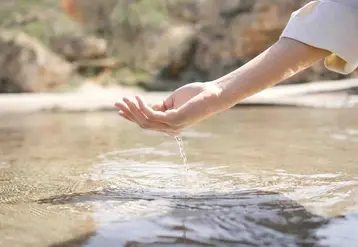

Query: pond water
[1,107,358,247]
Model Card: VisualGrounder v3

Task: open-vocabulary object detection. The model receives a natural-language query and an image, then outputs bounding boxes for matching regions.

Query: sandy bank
[1,79,358,115]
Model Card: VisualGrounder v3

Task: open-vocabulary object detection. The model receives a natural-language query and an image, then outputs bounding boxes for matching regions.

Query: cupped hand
[114,82,222,136]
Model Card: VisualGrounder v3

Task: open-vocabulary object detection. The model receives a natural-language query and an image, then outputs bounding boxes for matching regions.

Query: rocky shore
[0,0,357,116]
[0,0,357,94]
[1,78,358,116]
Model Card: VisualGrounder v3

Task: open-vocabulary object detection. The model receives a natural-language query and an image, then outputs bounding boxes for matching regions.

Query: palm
[165,82,207,110]
[115,81,217,135]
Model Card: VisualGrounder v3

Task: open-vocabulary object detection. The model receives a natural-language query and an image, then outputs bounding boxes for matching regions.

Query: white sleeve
[280,0,358,75]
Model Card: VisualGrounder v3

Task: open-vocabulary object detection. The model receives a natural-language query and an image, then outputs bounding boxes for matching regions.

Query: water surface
[1,108,358,247]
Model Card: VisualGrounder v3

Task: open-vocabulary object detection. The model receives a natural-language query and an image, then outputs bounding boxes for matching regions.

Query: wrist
[201,80,229,113]
[208,78,239,110]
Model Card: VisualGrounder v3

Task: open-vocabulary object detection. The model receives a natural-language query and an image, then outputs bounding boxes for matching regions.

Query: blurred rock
[142,24,198,88]
[0,30,74,93]
[51,34,107,61]
[60,0,118,35]
[191,0,311,81]
[148,24,197,72]
[1,0,355,93]
[140,0,357,91]
[141,0,306,90]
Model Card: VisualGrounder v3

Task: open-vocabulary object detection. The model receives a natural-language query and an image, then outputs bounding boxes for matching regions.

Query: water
[1,107,358,247]
[174,136,188,169]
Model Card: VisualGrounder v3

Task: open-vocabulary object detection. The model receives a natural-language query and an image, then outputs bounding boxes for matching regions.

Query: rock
[125,23,199,91]
[140,0,311,90]
[60,0,119,35]
[0,30,74,93]
[52,0,356,91]
[51,34,107,61]
[189,0,310,81]
[146,24,198,77]
[2,12,46,28]
[139,0,356,90]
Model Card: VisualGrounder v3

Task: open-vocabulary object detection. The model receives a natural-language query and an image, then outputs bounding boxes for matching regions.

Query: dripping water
[174,136,189,173]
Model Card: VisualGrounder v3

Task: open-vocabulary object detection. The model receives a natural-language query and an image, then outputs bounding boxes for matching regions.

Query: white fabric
[329,0,358,9]
[281,0,358,74]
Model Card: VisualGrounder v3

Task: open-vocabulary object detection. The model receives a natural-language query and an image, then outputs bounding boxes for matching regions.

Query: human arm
[115,0,358,136]
[115,38,329,135]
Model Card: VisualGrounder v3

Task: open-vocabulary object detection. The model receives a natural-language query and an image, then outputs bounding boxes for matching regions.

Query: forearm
[213,38,330,110]
[173,38,330,127]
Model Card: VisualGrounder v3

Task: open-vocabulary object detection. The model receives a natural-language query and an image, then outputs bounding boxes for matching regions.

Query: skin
[115,37,331,136]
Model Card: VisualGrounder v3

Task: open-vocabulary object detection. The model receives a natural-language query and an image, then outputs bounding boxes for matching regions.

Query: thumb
[151,103,166,112]
[151,95,174,112]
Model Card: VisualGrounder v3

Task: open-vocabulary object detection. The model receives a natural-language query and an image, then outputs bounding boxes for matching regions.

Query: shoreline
[1,79,358,116]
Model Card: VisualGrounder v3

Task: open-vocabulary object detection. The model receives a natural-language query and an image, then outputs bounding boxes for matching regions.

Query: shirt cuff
[280,0,358,75]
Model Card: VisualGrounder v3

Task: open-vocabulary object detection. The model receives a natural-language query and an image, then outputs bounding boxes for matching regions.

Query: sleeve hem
[280,0,358,74]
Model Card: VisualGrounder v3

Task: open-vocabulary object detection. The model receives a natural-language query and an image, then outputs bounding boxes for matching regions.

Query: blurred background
[0,0,357,94]
[1,2,358,247]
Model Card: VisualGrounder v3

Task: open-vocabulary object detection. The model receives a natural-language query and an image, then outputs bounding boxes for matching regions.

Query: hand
[114,82,222,136]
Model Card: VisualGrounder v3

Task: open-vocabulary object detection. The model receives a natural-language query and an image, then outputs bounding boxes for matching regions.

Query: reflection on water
[0,108,358,247]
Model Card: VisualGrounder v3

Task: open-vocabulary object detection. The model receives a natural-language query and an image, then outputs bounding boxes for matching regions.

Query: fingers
[123,97,150,128]
[116,97,181,133]
[136,96,177,125]
[136,96,162,120]
[151,102,166,112]
[115,101,136,122]
[115,96,183,135]
[119,110,178,136]
[151,96,173,112]
[118,111,133,122]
